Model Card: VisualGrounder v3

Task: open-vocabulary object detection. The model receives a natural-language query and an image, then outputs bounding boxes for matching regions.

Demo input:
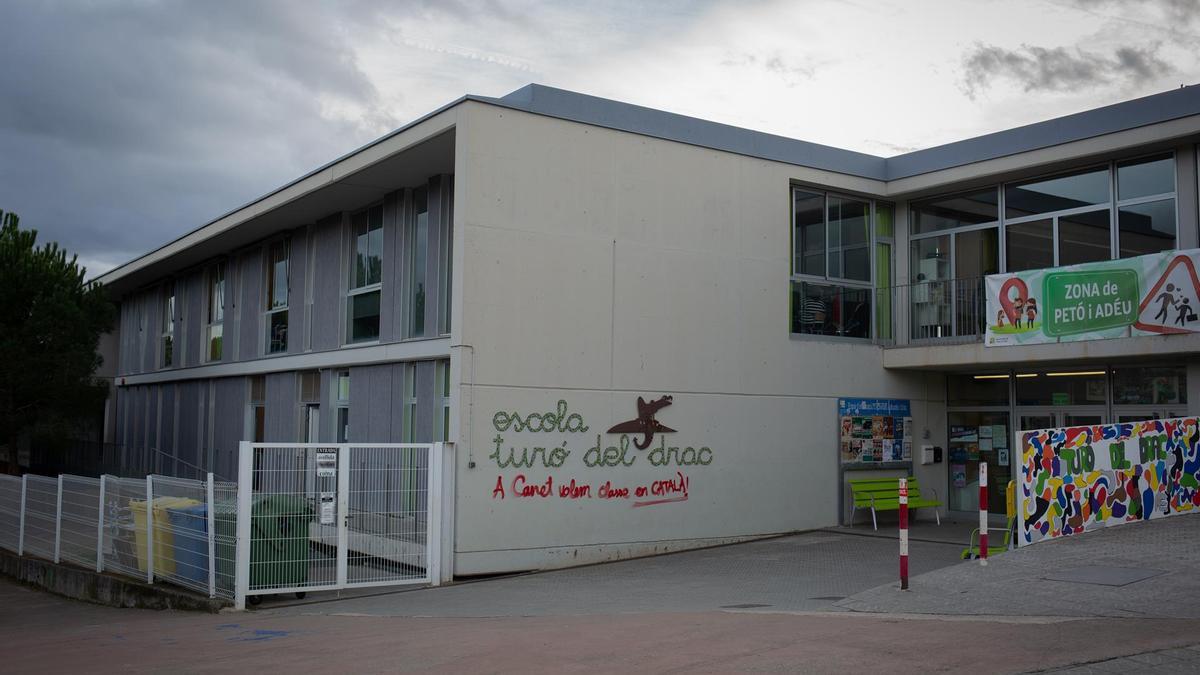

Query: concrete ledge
[883,331,1200,370]
[0,549,229,612]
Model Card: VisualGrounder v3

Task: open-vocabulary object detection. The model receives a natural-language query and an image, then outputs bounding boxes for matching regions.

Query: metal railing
[886,276,987,345]
[0,471,238,600]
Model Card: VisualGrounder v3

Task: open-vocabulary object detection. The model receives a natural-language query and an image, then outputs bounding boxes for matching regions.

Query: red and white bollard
[979,462,989,566]
[899,477,909,590]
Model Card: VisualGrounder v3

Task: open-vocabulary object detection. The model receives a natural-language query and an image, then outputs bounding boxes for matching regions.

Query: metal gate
[234,442,449,609]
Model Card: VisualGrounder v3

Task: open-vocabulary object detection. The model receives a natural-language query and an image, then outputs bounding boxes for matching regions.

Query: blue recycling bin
[166,503,210,584]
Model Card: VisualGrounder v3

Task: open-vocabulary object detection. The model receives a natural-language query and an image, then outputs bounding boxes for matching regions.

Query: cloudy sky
[1,0,1197,277]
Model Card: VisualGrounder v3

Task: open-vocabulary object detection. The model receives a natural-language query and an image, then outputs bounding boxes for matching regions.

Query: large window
[790,188,889,339]
[348,205,383,343]
[161,283,175,368]
[910,189,1000,339]
[207,263,225,361]
[266,241,289,354]
[909,154,1178,341]
[1117,154,1176,258]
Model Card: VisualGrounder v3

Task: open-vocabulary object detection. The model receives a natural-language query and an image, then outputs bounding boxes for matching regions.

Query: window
[403,363,418,442]
[910,189,1001,339]
[335,370,350,443]
[207,263,225,361]
[439,192,453,336]
[408,188,429,337]
[250,375,266,443]
[1005,167,1109,218]
[1117,153,1177,258]
[1112,365,1186,405]
[266,241,289,354]
[299,371,320,443]
[348,205,383,343]
[1005,219,1053,272]
[790,188,887,339]
[435,360,450,441]
[161,283,175,368]
[911,188,997,234]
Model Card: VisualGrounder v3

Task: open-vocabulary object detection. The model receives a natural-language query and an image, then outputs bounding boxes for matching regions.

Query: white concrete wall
[450,102,942,575]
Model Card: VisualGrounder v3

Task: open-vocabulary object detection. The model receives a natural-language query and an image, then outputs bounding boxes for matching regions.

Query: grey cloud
[722,51,817,86]
[1064,0,1200,25]
[960,43,1172,99]
[0,1,403,271]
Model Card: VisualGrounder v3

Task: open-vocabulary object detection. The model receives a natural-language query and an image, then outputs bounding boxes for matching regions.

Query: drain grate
[1042,565,1165,587]
[720,603,772,609]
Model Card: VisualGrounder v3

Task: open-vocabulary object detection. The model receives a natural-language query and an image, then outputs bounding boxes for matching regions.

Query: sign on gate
[315,450,337,478]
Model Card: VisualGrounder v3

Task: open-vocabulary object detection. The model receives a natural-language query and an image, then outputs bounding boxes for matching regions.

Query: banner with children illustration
[985,248,1200,347]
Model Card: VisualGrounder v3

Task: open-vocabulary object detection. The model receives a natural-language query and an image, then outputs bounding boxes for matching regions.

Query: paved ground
[838,514,1200,619]
[256,529,964,616]
[6,519,1200,673]
[1041,643,1200,674]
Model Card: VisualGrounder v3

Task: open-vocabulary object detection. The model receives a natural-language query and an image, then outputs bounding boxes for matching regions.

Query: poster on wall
[838,398,912,464]
[952,464,966,488]
[985,248,1200,347]
[1020,416,1200,546]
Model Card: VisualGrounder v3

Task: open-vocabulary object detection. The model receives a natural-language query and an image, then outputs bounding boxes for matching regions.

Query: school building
[95,83,1200,576]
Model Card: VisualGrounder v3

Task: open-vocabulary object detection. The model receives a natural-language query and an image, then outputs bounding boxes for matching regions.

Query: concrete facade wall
[450,102,942,574]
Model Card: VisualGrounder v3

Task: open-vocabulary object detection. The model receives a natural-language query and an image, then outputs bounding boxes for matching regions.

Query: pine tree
[0,210,115,473]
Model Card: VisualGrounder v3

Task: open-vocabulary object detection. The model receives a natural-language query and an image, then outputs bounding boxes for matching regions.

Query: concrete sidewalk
[838,514,1200,619]
[259,530,964,617]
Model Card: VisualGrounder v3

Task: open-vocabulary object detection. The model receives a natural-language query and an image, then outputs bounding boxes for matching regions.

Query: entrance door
[948,411,1010,514]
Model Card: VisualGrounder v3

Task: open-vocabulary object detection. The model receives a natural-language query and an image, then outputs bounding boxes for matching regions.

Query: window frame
[206,262,226,362]
[265,239,290,355]
[346,203,384,345]
[160,281,176,369]
[789,186,889,341]
[334,370,350,443]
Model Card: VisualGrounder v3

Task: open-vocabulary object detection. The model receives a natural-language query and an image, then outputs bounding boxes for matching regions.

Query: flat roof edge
[482,84,890,180]
[94,95,471,287]
[886,85,1200,179]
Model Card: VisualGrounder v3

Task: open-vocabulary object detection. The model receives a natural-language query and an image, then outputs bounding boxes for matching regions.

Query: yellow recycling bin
[130,497,200,575]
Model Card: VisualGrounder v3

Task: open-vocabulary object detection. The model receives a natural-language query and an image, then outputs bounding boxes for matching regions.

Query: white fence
[0,472,238,600]
[234,443,450,609]
[0,442,452,609]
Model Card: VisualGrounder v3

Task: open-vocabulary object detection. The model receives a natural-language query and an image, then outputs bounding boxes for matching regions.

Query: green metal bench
[847,476,941,530]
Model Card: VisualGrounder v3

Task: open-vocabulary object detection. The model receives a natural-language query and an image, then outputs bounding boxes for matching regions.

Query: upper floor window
[161,283,175,368]
[348,205,383,343]
[408,188,429,337]
[1116,153,1176,258]
[207,263,225,361]
[266,241,289,354]
[791,188,890,340]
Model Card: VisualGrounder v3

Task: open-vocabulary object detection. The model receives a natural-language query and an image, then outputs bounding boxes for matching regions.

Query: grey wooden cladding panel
[310,215,343,352]
[212,376,246,480]
[265,371,298,442]
[184,271,204,367]
[380,191,401,344]
[237,249,262,362]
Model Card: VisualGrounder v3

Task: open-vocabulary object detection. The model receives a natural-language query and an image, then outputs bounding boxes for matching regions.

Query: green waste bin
[248,495,314,599]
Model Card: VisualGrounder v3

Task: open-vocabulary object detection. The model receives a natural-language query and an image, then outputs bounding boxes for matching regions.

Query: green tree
[0,210,115,474]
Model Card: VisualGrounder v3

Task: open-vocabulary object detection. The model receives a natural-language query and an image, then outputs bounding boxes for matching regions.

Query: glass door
[948,411,1011,513]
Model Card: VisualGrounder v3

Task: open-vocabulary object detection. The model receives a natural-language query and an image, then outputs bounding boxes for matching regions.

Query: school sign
[985,249,1200,346]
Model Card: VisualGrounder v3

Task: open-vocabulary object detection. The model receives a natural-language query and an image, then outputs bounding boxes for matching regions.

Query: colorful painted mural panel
[1019,416,1200,545]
